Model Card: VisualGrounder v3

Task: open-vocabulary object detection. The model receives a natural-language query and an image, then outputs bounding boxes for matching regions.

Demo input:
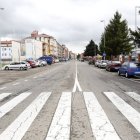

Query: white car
[3,62,28,70]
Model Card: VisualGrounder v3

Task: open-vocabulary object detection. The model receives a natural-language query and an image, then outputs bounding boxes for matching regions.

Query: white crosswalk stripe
[0,93,12,101]
[0,92,31,119]
[83,92,121,140]
[104,92,140,133]
[0,92,51,140]
[125,92,140,103]
[46,92,72,140]
[0,91,139,140]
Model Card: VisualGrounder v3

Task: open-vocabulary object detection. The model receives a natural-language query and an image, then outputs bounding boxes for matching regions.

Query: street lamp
[0,8,4,69]
[100,20,106,60]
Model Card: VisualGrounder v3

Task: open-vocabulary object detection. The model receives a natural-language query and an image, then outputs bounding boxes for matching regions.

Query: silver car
[3,62,28,70]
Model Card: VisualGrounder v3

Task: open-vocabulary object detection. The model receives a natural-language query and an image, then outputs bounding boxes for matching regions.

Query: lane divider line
[0,92,51,140]
[83,92,120,140]
[104,92,140,133]
[46,92,71,140]
[72,61,82,92]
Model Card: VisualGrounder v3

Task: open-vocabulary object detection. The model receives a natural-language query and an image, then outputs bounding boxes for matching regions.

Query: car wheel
[5,67,9,70]
[125,72,129,78]
[118,70,121,76]
[20,67,23,71]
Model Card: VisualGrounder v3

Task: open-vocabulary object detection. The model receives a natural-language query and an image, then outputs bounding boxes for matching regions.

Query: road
[0,60,140,140]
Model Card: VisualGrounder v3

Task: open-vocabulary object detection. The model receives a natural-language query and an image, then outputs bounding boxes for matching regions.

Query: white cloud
[0,0,140,53]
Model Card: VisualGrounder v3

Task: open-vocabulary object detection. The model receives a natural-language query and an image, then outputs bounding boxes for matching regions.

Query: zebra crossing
[0,90,140,140]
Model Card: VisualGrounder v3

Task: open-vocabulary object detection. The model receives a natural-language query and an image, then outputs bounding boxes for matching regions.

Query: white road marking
[13,82,20,86]
[83,92,120,140]
[0,92,51,140]
[104,92,140,133]
[72,62,82,92]
[46,92,71,140]
[125,92,140,103]
[0,93,12,101]
[33,77,37,79]
[0,87,6,90]
[0,92,31,119]
[24,79,28,82]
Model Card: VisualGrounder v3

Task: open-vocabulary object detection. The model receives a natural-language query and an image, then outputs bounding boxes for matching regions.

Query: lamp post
[135,6,140,62]
[0,8,4,69]
[100,20,106,60]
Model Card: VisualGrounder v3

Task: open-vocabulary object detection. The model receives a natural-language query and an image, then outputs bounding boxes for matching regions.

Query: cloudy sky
[0,0,140,53]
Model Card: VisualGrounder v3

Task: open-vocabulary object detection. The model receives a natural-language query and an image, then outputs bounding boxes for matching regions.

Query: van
[38,56,53,65]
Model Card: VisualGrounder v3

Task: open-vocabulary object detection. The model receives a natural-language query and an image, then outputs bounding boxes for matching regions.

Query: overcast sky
[0,0,140,53]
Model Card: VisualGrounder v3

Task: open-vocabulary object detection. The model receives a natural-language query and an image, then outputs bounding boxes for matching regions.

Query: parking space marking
[125,92,140,103]
[0,92,32,118]
[46,92,71,140]
[83,92,120,140]
[104,92,140,133]
[13,82,20,86]
[0,92,51,140]
[0,93,12,101]
[0,87,7,90]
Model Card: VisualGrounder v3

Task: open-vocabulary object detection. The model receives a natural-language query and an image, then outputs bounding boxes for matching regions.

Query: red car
[106,61,121,72]
[26,60,37,68]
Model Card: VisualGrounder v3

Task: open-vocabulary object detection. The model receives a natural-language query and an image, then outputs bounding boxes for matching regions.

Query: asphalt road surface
[0,60,140,140]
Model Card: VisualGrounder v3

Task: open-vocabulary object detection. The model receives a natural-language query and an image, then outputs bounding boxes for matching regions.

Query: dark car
[38,56,53,65]
[118,62,140,78]
[106,61,121,72]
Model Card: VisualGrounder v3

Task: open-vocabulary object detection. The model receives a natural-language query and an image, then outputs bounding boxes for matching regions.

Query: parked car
[98,60,108,68]
[118,62,140,78]
[3,62,28,70]
[95,60,101,67]
[106,61,121,72]
[54,59,59,63]
[21,61,31,69]
[26,60,37,68]
[38,56,53,65]
[35,59,47,67]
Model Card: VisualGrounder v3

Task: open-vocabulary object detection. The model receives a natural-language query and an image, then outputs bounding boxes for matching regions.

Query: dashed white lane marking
[104,92,140,133]
[0,92,51,140]
[13,82,20,86]
[0,87,6,90]
[46,92,71,140]
[125,92,140,103]
[0,93,12,101]
[83,92,120,140]
[0,92,31,119]
[33,77,37,79]
[24,79,28,82]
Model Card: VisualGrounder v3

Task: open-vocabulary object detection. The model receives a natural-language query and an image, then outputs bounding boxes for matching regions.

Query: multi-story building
[0,41,12,62]
[62,45,69,59]
[24,38,42,60]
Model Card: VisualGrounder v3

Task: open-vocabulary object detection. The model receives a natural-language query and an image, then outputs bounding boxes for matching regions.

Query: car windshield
[130,63,137,67]
[1,1,140,140]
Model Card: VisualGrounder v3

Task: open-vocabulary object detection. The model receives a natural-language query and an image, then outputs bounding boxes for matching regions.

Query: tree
[130,27,140,48]
[84,40,98,56]
[77,54,81,60]
[99,11,133,59]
